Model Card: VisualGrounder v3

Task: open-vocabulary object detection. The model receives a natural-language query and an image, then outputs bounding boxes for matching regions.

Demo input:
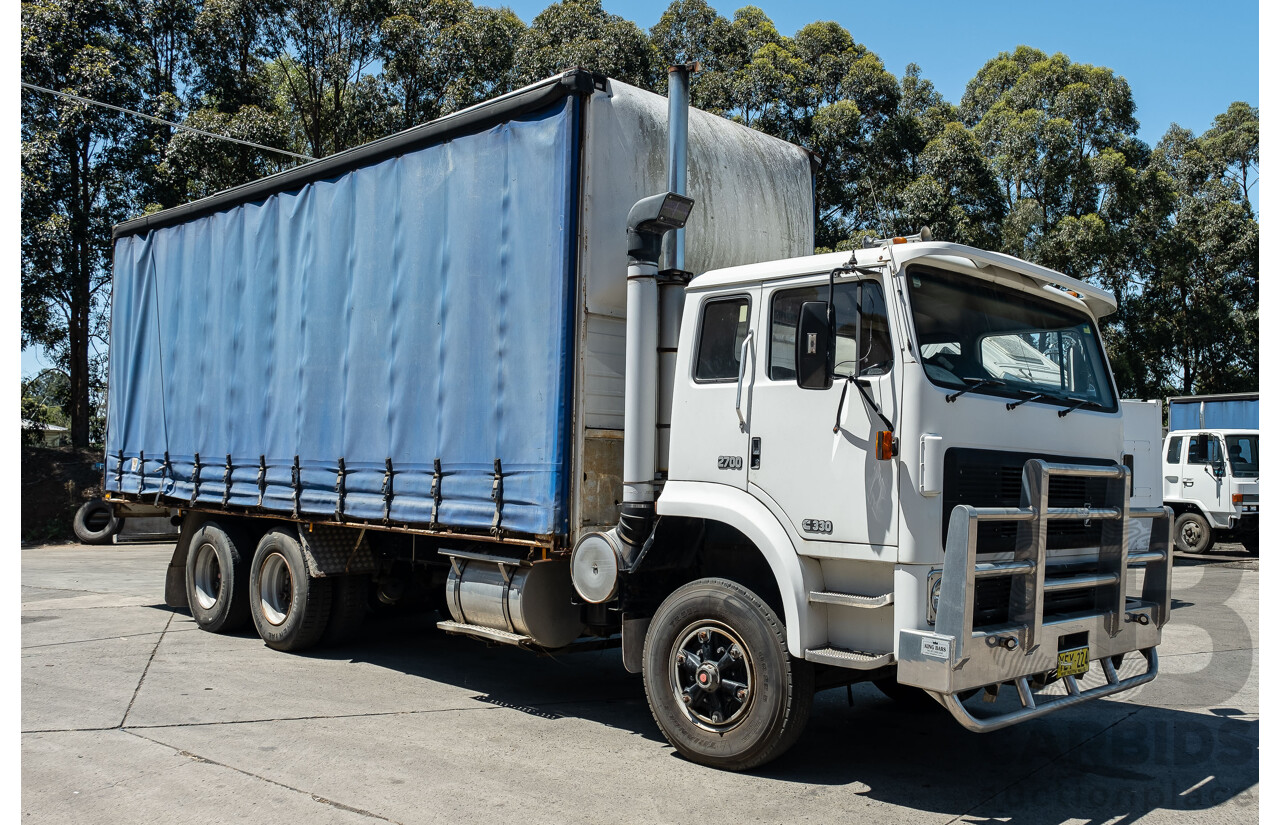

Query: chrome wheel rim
[669,621,753,732]
[192,542,222,610]
[258,552,293,626]
[1182,520,1204,549]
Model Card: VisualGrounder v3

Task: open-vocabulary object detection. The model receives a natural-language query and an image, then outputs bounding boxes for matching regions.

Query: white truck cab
[651,235,1172,743]
[1161,393,1259,554]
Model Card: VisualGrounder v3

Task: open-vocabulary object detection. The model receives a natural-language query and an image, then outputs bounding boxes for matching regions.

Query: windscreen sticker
[1083,325,1092,334]
[921,637,951,660]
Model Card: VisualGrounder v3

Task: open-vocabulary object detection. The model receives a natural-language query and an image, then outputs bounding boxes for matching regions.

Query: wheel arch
[656,481,824,653]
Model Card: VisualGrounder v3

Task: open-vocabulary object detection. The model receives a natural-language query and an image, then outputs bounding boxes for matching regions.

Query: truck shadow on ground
[766,693,1256,824]
[1174,548,1258,567]
[293,610,1256,824]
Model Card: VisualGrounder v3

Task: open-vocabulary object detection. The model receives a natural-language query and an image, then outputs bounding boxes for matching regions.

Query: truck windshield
[1226,434,1258,478]
[906,265,1117,412]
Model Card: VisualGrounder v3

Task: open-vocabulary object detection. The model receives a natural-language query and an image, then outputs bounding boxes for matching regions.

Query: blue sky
[19,0,1261,378]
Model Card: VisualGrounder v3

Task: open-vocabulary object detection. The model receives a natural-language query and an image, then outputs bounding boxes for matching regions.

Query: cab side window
[1187,434,1221,465]
[694,297,750,382]
[1166,436,1183,464]
[768,281,891,381]
[857,282,892,376]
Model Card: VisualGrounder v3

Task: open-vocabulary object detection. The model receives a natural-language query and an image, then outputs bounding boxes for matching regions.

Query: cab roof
[689,241,1118,318]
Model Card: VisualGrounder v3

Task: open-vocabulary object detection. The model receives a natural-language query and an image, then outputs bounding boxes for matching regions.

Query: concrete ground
[22,541,1257,824]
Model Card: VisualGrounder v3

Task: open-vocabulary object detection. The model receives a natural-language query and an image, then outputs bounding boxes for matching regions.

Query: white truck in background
[1162,393,1259,554]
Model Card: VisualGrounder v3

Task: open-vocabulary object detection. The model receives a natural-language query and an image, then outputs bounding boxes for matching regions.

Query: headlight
[926,572,944,624]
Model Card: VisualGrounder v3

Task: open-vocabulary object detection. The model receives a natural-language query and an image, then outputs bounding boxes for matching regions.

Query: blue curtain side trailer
[104,70,814,552]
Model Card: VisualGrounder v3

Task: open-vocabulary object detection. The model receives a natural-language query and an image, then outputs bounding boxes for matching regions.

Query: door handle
[1183,480,1194,487]
[735,330,755,433]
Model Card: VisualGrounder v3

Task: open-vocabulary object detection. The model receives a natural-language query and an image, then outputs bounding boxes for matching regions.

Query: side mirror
[1213,459,1226,478]
[795,301,833,390]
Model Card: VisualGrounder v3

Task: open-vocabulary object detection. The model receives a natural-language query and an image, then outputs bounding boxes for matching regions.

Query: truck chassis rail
[899,459,1173,731]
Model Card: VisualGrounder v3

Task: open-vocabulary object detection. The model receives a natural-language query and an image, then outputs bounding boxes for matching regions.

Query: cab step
[808,590,894,609]
[804,647,894,669]
[437,620,530,646]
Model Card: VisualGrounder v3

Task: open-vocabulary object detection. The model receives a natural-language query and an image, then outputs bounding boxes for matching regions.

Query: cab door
[745,276,898,547]
[1183,432,1228,518]
[667,289,759,489]
[1162,434,1184,502]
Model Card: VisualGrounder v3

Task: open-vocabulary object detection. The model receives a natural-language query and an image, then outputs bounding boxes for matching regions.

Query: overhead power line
[20,82,315,162]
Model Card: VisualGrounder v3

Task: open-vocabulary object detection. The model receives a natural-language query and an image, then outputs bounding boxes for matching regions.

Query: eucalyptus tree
[1201,101,1258,217]
[267,0,390,158]
[153,0,300,204]
[514,0,657,89]
[649,0,737,108]
[959,46,1143,284]
[897,121,1004,249]
[379,0,525,129]
[21,0,143,446]
[1117,119,1258,396]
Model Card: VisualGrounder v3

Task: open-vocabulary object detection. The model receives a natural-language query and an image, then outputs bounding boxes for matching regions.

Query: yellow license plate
[1057,646,1090,678]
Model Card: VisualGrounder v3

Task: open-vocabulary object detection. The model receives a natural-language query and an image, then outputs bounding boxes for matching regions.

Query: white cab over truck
[1162,393,1259,554]
[103,70,1173,771]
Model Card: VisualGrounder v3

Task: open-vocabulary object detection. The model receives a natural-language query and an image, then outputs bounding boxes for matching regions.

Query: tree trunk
[68,131,92,447]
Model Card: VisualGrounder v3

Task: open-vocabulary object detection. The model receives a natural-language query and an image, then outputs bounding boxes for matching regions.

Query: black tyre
[1174,511,1214,554]
[642,578,813,771]
[184,520,252,633]
[73,499,120,545]
[323,574,370,646]
[1241,533,1258,556]
[249,527,332,652]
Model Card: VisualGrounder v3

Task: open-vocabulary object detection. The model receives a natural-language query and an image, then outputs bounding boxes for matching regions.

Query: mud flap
[164,512,211,608]
[622,614,651,673]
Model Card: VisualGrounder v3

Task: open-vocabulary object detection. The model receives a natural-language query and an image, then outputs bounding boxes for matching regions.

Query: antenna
[868,175,890,240]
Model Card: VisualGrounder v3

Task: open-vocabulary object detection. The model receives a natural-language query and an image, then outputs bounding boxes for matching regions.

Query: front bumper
[897,460,1174,732]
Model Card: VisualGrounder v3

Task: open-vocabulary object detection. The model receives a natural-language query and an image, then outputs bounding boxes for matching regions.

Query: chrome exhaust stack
[572,66,699,606]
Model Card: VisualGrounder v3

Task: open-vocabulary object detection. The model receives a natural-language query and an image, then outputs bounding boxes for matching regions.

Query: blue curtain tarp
[1168,399,1259,431]
[105,100,577,536]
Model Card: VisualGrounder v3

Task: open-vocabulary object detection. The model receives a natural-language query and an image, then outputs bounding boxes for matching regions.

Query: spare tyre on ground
[72,498,120,545]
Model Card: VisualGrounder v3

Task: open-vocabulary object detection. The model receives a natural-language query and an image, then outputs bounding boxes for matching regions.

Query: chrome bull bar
[898,459,1174,732]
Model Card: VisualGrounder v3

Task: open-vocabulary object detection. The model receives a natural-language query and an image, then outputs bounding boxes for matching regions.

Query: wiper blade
[1005,390,1045,410]
[1057,398,1090,417]
[945,377,1005,403]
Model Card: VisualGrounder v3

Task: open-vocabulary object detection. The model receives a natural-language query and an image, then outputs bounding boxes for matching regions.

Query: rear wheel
[249,527,332,651]
[1174,511,1214,554]
[642,578,813,771]
[184,521,252,633]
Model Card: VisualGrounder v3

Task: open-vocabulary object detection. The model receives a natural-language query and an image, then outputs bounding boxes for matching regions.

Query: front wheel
[642,578,813,771]
[1174,511,1214,554]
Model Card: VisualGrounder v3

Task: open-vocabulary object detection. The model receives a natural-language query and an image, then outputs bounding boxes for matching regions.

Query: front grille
[943,448,1118,554]
[944,448,1121,630]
